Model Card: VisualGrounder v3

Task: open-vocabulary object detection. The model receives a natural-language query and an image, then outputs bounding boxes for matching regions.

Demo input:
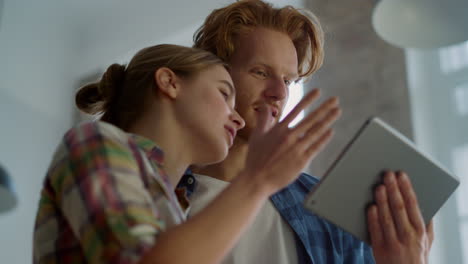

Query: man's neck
[192,137,249,182]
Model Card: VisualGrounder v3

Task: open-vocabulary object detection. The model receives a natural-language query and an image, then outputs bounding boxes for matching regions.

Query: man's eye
[284,79,292,86]
[255,70,267,77]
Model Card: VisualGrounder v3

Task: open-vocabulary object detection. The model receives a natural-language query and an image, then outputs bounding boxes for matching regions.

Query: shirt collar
[130,134,165,165]
[129,133,191,212]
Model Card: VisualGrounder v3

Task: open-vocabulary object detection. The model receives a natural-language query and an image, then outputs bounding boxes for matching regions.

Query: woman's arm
[140,171,270,264]
[54,90,337,264]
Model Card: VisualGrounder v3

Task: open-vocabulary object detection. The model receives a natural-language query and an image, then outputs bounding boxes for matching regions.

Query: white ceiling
[61,0,304,74]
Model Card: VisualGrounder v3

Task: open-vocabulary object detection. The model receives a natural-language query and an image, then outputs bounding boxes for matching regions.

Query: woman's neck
[192,136,249,182]
[128,111,191,188]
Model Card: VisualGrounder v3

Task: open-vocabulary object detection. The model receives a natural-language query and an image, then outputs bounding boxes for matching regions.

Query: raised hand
[243,88,341,195]
[368,171,434,264]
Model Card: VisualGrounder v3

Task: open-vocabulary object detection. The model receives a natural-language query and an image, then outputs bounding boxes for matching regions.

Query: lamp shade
[372,0,468,49]
[0,164,17,213]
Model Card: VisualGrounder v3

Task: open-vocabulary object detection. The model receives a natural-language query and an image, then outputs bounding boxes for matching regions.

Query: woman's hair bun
[75,63,126,114]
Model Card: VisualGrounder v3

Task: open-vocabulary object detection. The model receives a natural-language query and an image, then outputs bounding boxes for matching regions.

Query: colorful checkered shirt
[33,121,189,264]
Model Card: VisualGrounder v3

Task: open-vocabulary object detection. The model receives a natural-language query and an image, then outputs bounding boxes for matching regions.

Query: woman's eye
[284,79,291,86]
[220,90,229,99]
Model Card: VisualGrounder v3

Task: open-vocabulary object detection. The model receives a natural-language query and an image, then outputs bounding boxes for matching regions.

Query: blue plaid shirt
[178,172,375,264]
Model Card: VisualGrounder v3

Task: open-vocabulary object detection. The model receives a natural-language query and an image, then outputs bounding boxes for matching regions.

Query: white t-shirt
[189,174,298,264]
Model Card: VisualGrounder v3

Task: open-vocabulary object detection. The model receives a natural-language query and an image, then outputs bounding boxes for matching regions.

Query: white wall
[0,2,80,262]
[406,42,468,263]
[0,1,229,263]
[1,1,305,262]
[0,1,308,262]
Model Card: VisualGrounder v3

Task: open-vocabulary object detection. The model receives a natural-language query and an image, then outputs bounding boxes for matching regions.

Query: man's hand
[368,171,434,264]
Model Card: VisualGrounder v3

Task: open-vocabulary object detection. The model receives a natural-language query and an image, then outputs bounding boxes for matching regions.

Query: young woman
[33,44,340,264]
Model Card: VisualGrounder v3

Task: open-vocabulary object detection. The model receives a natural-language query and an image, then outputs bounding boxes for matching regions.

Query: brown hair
[76,44,226,130]
[193,0,324,79]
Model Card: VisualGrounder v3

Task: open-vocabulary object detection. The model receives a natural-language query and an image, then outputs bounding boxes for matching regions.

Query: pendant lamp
[372,0,468,49]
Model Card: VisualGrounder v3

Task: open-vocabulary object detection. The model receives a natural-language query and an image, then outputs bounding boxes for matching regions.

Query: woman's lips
[224,125,236,145]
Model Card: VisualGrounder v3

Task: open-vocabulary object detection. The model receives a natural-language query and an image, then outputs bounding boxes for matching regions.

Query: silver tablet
[304,117,459,244]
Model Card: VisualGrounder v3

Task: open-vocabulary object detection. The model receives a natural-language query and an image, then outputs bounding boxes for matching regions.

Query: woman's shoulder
[64,120,129,144]
[48,121,139,177]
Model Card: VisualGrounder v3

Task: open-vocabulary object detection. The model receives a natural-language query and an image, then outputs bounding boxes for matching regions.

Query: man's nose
[264,78,287,102]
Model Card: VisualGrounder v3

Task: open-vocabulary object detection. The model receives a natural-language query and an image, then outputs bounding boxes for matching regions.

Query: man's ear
[154,67,181,99]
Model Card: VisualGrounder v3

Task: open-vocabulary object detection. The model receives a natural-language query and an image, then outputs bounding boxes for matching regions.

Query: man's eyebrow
[257,63,273,72]
[219,80,235,95]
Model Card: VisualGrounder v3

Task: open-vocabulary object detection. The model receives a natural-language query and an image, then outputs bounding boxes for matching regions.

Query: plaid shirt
[178,172,375,264]
[33,121,189,264]
[270,173,375,263]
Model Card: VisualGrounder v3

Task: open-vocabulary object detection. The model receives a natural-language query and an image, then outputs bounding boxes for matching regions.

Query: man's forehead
[232,28,299,75]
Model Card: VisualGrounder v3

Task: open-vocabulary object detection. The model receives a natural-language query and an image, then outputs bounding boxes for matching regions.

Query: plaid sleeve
[343,239,376,263]
[49,122,164,264]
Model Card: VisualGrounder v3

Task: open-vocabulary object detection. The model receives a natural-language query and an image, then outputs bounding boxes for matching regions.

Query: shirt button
[187,177,194,185]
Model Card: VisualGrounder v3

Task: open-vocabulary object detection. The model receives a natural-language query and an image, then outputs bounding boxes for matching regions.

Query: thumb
[252,105,274,137]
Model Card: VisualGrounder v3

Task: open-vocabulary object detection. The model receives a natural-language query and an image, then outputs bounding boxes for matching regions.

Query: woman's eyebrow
[219,80,235,95]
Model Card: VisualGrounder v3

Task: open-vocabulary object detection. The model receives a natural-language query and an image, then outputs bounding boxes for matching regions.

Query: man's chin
[236,126,254,142]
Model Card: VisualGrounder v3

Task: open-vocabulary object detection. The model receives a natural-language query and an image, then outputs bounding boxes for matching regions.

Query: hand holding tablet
[368,170,434,264]
[304,117,459,245]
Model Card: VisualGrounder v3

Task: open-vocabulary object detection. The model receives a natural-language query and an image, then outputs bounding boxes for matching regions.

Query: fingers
[368,205,384,246]
[384,171,412,239]
[292,96,339,135]
[251,104,274,137]
[287,93,340,158]
[281,89,321,125]
[304,128,333,157]
[371,171,433,264]
[376,185,399,243]
[300,106,341,152]
[397,172,425,233]
[427,219,435,248]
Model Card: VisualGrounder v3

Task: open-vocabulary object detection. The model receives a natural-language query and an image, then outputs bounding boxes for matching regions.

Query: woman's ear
[154,67,181,99]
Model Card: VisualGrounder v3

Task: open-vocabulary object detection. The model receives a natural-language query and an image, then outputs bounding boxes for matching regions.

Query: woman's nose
[231,110,245,130]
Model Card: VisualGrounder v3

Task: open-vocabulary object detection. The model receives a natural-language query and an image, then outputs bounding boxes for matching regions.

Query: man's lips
[253,105,279,117]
